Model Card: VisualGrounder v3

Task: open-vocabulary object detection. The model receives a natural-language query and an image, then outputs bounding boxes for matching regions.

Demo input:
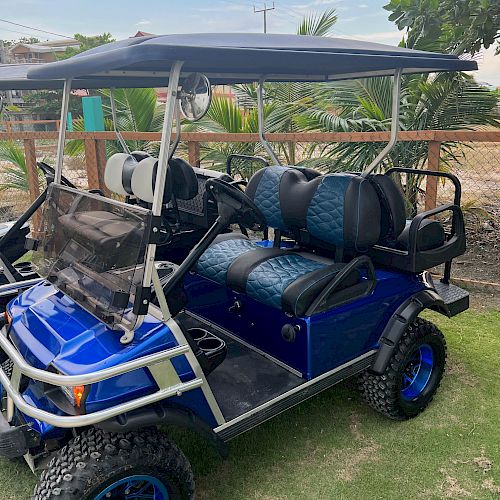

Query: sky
[1,0,498,85]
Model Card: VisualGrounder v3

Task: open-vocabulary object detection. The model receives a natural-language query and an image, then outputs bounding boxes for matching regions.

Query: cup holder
[188,327,227,373]
[188,327,208,342]
[198,336,225,356]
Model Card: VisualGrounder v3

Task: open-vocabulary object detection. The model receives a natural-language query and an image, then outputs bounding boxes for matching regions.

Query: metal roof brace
[109,88,131,155]
[123,60,184,339]
[257,77,281,165]
[362,67,403,176]
[54,78,72,184]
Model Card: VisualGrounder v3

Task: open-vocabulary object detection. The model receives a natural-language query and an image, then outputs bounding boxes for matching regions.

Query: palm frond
[297,8,337,36]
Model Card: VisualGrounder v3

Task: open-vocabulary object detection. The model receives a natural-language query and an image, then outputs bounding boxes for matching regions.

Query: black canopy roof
[21,33,475,88]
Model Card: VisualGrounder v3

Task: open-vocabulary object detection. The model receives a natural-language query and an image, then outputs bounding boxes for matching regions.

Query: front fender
[96,403,229,458]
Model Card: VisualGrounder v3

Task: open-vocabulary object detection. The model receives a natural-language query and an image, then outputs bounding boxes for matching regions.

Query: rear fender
[371,289,449,375]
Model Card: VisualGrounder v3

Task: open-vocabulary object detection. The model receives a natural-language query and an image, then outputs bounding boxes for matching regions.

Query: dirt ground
[452,204,500,285]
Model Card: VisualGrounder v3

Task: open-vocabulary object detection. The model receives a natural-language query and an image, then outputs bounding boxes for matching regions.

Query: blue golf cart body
[0,34,475,499]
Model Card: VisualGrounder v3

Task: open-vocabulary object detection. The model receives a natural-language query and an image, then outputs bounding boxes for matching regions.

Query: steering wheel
[206,178,266,231]
[37,162,76,189]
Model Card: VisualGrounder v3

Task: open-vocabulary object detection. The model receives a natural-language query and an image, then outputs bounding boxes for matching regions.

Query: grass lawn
[0,308,498,499]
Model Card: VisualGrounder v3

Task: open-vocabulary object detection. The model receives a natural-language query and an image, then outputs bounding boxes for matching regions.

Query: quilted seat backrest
[245,165,291,231]
[246,166,382,251]
[306,173,381,250]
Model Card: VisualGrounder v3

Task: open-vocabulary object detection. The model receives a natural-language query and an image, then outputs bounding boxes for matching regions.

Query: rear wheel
[32,427,194,499]
[358,318,446,420]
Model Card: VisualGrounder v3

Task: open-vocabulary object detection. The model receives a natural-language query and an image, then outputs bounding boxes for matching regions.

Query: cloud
[136,19,152,26]
[359,3,368,7]
[475,46,500,86]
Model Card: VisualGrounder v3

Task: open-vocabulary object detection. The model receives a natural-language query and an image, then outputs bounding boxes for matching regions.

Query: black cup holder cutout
[198,336,226,357]
[188,327,208,342]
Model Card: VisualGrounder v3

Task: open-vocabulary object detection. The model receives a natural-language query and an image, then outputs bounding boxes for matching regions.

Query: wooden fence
[0,129,499,216]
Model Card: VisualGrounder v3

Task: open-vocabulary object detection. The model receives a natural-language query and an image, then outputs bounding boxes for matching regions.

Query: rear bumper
[0,410,40,459]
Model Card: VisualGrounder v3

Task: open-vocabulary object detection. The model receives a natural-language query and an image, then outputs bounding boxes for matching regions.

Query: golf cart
[0,34,475,499]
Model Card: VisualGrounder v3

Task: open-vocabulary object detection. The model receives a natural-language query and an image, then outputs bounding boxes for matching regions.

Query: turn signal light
[3,310,11,325]
[73,386,86,407]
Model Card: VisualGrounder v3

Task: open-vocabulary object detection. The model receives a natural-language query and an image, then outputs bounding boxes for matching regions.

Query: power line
[0,18,73,39]
[0,25,47,39]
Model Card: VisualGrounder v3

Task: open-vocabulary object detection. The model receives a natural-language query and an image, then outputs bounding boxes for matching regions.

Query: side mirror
[180,73,212,122]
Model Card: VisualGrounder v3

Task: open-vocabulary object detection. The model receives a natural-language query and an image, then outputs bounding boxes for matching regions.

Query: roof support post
[362,68,402,176]
[125,60,184,336]
[152,60,183,215]
[109,88,131,155]
[54,78,72,184]
[257,77,281,165]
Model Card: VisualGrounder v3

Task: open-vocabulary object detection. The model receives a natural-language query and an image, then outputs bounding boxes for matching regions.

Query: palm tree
[184,95,269,170]
[198,9,339,167]
[297,72,499,211]
[0,141,44,192]
[66,88,164,157]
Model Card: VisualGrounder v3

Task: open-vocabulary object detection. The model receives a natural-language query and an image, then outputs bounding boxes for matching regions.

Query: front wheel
[358,318,447,420]
[32,428,194,499]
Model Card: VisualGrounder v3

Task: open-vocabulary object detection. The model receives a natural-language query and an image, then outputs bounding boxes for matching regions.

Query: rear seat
[196,166,382,316]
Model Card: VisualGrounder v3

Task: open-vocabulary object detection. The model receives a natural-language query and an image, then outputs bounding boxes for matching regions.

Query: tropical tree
[57,33,115,60]
[66,87,164,157]
[198,9,339,167]
[297,72,499,211]
[0,141,44,192]
[384,0,500,55]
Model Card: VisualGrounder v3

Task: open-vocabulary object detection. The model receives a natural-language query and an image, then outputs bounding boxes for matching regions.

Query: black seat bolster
[227,247,287,293]
[397,219,445,251]
[281,263,359,317]
[368,174,407,241]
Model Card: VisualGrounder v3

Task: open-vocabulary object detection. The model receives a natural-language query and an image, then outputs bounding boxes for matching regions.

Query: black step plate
[434,281,469,316]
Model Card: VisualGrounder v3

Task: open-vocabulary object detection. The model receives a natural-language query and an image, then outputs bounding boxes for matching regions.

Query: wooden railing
[0,129,499,212]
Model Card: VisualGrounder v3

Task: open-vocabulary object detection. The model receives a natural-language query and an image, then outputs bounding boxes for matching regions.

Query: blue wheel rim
[94,474,169,499]
[400,343,434,401]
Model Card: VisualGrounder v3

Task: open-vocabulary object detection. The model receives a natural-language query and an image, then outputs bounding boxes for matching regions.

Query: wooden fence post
[23,138,41,231]
[188,141,200,167]
[84,138,101,190]
[425,140,441,211]
[95,139,108,195]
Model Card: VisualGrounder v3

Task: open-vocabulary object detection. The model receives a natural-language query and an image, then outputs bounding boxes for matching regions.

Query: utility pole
[254,2,275,34]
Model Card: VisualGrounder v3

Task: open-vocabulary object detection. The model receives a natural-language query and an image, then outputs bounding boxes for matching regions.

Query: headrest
[168,158,198,200]
[130,156,199,204]
[104,153,139,196]
[246,166,382,250]
[130,156,159,203]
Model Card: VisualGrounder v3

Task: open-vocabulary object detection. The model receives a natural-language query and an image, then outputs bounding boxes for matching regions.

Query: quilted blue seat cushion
[245,254,324,310]
[195,237,256,285]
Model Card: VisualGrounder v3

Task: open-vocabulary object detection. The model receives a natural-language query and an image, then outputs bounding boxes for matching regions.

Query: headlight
[60,385,86,407]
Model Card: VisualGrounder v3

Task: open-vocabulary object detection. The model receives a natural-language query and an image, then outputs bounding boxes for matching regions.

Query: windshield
[33,184,151,329]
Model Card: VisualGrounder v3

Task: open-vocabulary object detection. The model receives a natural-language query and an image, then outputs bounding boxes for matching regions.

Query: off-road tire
[358,318,446,420]
[32,427,194,499]
[1,358,13,378]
